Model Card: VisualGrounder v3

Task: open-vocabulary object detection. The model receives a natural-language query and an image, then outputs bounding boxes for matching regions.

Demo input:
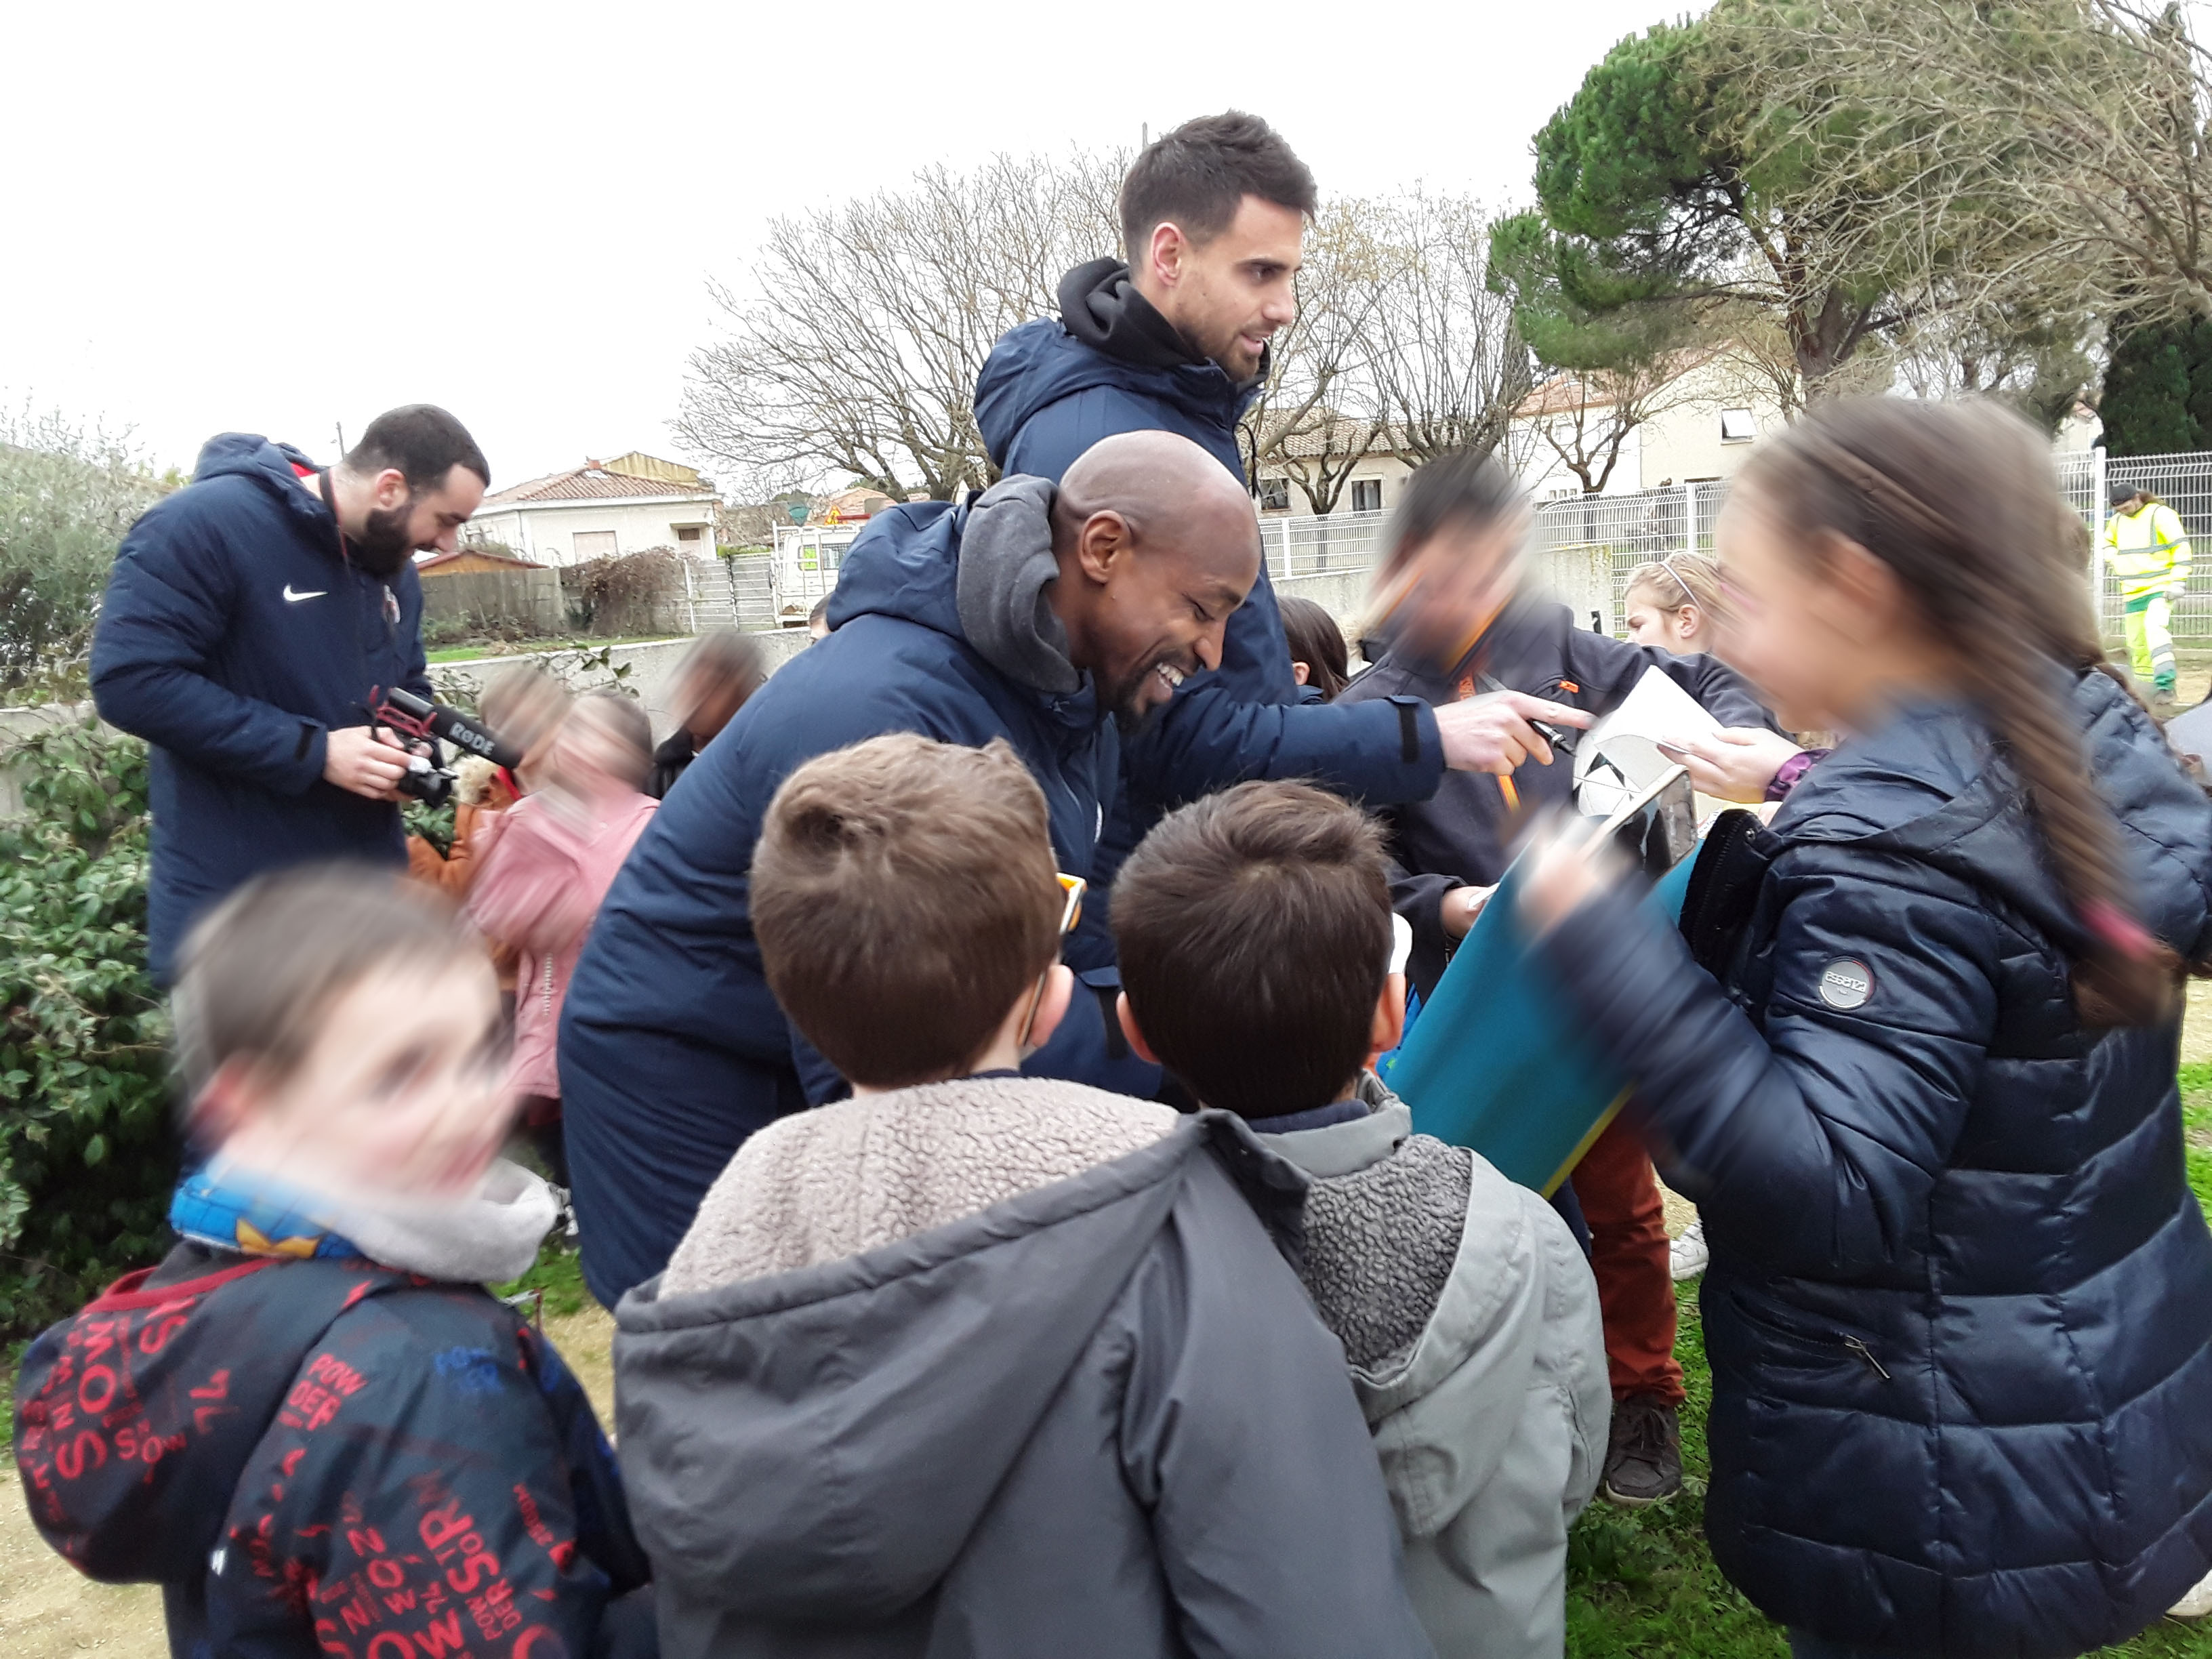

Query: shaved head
[1055,430,1260,552]
[1044,432,1263,720]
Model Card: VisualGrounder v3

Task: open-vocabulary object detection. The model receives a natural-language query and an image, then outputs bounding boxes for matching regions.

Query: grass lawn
[6,1072,2210,1654]
[1562,1065,2212,1657]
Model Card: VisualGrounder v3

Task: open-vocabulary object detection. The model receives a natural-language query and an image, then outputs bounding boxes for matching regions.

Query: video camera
[369,686,525,808]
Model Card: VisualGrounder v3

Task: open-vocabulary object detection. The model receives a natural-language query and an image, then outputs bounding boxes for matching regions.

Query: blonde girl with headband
[1521,398,2212,1658]
[1620,552,1725,653]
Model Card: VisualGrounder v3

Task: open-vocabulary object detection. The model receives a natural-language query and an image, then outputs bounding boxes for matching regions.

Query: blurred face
[682,666,759,743]
[1622,586,1703,653]
[1711,489,1870,731]
[1082,516,1259,720]
[1382,510,1529,666]
[1144,196,1303,384]
[204,958,512,1198]
[549,699,648,796]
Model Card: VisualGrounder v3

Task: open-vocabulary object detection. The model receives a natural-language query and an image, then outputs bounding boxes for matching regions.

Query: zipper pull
[1844,1335,1890,1380]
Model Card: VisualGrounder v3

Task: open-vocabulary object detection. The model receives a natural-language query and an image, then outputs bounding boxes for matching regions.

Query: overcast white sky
[4,1,1692,487]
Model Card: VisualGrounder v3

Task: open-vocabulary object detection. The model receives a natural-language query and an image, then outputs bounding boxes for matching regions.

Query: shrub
[0,717,173,1338]
[0,410,174,704]
[562,546,685,637]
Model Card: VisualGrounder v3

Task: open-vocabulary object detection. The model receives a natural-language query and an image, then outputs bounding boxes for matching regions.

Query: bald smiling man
[557,434,1263,1306]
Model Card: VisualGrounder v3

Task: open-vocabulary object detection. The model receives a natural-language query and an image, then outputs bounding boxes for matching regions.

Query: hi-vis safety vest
[2104,501,2192,606]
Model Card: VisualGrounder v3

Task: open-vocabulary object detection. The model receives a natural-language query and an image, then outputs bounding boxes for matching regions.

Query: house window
[1257,477,1291,512]
[1351,478,1383,514]
[574,531,618,561]
[675,525,705,543]
[1719,408,1757,443]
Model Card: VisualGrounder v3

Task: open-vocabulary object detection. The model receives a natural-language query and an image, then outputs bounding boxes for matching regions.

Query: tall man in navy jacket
[91,405,488,983]
[976,112,1551,869]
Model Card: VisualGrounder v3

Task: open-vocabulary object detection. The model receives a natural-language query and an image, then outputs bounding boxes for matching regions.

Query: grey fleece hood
[612,1113,1305,1626]
[954,474,1080,695]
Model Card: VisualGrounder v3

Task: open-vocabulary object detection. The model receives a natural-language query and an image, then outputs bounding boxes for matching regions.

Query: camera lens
[396,762,455,808]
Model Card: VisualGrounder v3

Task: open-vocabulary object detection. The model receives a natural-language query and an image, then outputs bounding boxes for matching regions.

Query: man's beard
[349,499,417,578]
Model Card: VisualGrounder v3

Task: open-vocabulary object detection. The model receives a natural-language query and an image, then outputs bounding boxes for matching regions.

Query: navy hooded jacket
[1540,670,2212,1656]
[975,261,1446,864]
[90,435,429,983]
[14,1248,652,1658]
[558,489,1142,1309]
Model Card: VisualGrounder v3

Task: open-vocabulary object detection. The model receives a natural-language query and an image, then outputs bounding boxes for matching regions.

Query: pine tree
[2099,322,2200,455]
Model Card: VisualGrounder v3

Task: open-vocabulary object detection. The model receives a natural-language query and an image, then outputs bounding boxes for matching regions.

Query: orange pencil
[1497,775,1520,812]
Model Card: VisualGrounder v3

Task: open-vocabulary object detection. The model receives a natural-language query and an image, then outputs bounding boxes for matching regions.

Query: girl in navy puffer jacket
[1522,398,2212,1659]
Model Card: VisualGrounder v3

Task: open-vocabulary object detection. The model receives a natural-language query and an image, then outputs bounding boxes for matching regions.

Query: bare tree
[1731,0,2212,341]
[1244,200,1391,511]
[676,150,1124,500]
[1364,191,1532,466]
[1521,360,1695,495]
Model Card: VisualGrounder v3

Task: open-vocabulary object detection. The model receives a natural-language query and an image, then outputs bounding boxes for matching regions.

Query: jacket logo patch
[1818,959,1874,1010]
[282,584,327,602]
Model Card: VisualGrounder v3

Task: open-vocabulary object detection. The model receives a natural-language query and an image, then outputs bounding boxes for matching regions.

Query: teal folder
[1382,853,1697,1195]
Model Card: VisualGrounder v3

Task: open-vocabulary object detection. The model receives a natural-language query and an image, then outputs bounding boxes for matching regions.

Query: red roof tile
[483,466,716,506]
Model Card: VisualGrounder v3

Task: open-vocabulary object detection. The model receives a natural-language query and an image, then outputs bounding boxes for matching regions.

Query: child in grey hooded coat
[617,737,1435,1659]
[1115,779,1609,1659]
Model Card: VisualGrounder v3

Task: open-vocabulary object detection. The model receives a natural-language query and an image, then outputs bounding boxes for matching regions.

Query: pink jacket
[466,790,657,1100]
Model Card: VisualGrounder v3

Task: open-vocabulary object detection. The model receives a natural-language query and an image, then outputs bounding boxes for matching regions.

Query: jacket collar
[1053,258,1269,411]
[1256,1100,1412,1180]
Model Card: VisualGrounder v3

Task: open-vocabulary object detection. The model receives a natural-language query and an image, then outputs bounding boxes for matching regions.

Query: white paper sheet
[1574,666,1724,818]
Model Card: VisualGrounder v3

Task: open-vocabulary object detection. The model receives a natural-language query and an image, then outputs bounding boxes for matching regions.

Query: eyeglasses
[1019,874,1088,1052]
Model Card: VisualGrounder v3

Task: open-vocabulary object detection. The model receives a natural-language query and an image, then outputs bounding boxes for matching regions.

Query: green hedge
[0,718,173,1338]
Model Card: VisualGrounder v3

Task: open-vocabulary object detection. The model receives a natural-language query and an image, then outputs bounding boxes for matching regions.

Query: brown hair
[1113,781,1391,1117]
[1623,552,1724,620]
[751,735,1065,1087]
[1277,593,1350,699]
[1740,397,2177,1027]
[173,865,483,1099]
[1120,111,1317,257]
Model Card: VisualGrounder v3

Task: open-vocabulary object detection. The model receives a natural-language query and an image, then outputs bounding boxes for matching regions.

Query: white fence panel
[676,447,2212,653]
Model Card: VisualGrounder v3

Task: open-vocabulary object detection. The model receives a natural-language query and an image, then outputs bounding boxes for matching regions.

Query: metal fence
[672,445,2212,651]
[1496,451,2212,649]
[1260,510,1391,580]
[678,535,854,633]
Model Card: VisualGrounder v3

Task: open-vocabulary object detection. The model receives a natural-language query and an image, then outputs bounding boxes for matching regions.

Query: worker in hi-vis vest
[2104,482,2192,705]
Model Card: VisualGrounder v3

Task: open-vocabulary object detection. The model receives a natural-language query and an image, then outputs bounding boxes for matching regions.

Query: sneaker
[2154,686,2179,716]
[1670,1218,1709,1282]
[1603,1395,1683,1507]
[2173,1566,2212,1620]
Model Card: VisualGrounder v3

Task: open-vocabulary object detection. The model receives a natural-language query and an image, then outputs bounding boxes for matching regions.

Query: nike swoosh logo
[283,585,327,602]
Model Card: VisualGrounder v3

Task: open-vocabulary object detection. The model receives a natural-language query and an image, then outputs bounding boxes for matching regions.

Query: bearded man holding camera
[91,404,488,984]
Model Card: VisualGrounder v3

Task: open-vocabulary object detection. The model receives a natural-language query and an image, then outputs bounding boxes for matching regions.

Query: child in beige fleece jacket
[616,733,1434,1659]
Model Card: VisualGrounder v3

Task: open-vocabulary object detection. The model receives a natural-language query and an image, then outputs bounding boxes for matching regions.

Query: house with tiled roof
[1251,412,1408,518]
[465,453,720,567]
[1510,350,1782,498]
